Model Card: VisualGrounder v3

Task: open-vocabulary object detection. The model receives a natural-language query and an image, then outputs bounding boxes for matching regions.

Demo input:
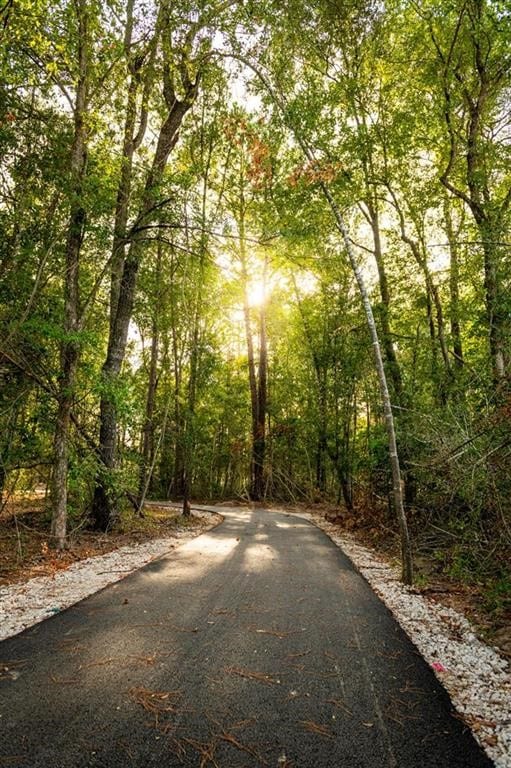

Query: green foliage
[0,0,509,594]
[483,574,511,619]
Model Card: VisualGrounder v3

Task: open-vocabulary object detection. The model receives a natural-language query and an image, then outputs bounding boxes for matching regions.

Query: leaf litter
[299,719,334,739]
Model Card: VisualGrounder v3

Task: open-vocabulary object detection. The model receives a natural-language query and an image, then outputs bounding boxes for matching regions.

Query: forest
[0,0,510,601]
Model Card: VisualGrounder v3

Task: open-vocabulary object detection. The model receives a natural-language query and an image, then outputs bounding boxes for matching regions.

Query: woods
[0,0,510,598]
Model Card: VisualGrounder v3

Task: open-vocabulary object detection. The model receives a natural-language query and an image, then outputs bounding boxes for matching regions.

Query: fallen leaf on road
[249,625,293,638]
[128,687,185,727]
[50,675,80,685]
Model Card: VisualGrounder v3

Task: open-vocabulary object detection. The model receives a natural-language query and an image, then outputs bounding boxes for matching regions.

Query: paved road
[0,507,493,767]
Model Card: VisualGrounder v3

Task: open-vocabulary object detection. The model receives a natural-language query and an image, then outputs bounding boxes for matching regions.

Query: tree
[91,3,206,530]
[51,0,91,548]
[236,5,414,582]
[422,0,511,384]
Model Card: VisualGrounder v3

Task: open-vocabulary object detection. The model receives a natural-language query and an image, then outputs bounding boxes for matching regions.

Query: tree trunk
[51,0,89,549]
[479,220,506,383]
[181,132,212,513]
[109,21,152,336]
[252,262,268,500]
[367,203,404,401]
[315,393,328,493]
[389,188,453,399]
[91,75,199,531]
[443,197,464,369]
[137,316,159,510]
[321,184,413,584]
[367,200,420,504]
[238,210,261,499]
[292,276,328,495]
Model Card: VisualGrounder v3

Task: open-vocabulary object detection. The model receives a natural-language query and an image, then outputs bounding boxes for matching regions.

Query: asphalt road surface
[0,507,494,767]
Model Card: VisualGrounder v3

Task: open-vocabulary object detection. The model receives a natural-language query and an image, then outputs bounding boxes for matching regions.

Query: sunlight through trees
[0,0,510,591]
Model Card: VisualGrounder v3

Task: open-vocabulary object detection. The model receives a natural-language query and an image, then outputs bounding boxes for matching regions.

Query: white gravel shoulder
[0,513,220,643]
[301,512,511,768]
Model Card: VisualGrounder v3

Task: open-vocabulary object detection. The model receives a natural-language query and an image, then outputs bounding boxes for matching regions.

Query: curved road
[0,507,493,767]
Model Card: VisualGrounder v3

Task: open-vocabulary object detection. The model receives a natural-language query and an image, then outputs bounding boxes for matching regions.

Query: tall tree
[242,4,414,582]
[424,0,511,384]
[91,6,206,530]
[51,0,91,548]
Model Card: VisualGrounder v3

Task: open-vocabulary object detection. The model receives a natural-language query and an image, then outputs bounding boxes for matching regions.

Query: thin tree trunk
[252,258,268,500]
[328,362,354,511]
[0,398,22,507]
[389,188,453,400]
[167,249,185,497]
[480,222,506,382]
[366,200,419,501]
[425,288,439,381]
[354,96,404,404]
[137,236,164,508]
[51,0,89,549]
[171,380,184,496]
[316,380,328,494]
[292,276,328,494]
[443,197,464,369]
[181,122,212,514]
[137,316,159,510]
[239,208,260,498]
[366,203,404,401]
[109,7,152,336]
[321,184,413,584]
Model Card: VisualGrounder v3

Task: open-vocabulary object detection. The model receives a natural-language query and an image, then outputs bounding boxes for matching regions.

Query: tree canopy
[0,0,510,594]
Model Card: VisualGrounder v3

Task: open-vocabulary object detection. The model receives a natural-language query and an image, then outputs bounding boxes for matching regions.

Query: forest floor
[0,493,220,587]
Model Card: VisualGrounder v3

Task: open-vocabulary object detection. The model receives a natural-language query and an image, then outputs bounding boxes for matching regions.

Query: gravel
[1,506,509,767]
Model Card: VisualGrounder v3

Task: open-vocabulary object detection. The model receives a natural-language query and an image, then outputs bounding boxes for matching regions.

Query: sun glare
[246,281,267,307]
